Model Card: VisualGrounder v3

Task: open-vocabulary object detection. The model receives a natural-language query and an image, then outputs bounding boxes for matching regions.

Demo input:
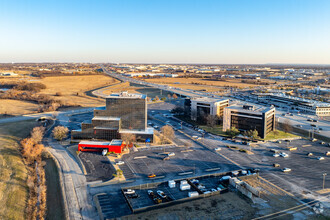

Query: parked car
[157,190,167,199]
[282,168,292,172]
[317,157,325,160]
[127,193,139,199]
[325,151,330,156]
[273,163,280,167]
[148,174,156,178]
[273,154,280,157]
[296,125,302,128]
[280,153,289,158]
[307,153,313,156]
[116,161,125,165]
[124,189,135,194]
[168,152,175,157]
[215,147,222,151]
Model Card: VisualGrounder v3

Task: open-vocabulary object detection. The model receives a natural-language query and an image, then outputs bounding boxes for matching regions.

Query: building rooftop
[191,96,228,103]
[92,116,121,121]
[226,104,274,113]
[108,91,146,99]
[120,127,154,135]
[79,141,111,145]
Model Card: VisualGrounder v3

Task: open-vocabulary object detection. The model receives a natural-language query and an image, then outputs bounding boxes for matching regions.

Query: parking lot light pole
[323,173,327,190]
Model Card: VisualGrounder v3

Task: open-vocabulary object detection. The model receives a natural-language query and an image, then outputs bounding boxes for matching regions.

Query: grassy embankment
[0,120,37,219]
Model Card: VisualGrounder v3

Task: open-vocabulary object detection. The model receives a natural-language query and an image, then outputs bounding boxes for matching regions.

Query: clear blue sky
[0,0,329,64]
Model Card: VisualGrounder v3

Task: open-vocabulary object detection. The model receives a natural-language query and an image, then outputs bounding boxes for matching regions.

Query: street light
[323,173,327,190]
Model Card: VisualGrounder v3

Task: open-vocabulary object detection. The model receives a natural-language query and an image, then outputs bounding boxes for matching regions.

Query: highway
[100,65,330,139]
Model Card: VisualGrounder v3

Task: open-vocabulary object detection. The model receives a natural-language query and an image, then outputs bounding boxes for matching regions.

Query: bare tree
[283,119,292,133]
[121,133,136,149]
[161,125,175,144]
[206,115,217,128]
[30,126,45,144]
[52,126,69,141]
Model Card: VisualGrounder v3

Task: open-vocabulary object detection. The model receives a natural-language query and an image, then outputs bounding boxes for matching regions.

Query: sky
[0,0,329,64]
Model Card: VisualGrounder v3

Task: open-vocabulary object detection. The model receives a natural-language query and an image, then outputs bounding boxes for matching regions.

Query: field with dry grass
[0,74,119,116]
[144,77,272,89]
[0,120,38,220]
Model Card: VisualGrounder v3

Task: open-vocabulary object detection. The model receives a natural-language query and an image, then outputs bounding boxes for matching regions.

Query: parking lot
[118,146,240,181]
[79,152,116,182]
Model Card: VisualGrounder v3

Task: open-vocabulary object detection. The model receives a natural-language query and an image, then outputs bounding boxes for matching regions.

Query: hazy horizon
[1,0,330,64]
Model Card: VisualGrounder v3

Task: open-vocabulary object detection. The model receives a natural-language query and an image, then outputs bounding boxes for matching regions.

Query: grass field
[0,74,119,116]
[0,120,38,220]
[264,130,298,140]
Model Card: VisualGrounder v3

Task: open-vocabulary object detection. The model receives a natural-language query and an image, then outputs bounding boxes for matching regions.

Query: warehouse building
[184,97,229,123]
[72,92,154,142]
[223,105,276,139]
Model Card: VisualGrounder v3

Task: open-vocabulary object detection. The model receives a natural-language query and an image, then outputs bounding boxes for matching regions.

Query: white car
[215,147,222,151]
[116,161,125,165]
[273,154,280,157]
[317,157,325,160]
[157,190,166,199]
[168,152,175,157]
[282,168,291,172]
[124,189,135,194]
[280,153,289,158]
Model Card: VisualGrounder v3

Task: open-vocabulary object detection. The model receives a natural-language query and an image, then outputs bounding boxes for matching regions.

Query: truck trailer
[78,139,124,154]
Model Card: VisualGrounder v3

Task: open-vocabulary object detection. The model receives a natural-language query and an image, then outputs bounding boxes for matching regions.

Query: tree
[244,129,259,140]
[167,94,172,100]
[161,125,175,144]
[172,94,178,99]
[155,96,160,101]
[21,138,44,163]
[30,126,45,144]
[121,133,136,149]
[206,115,217,128]
[52,126,69,141]
[226,127,240,138]
[283,119,292,133]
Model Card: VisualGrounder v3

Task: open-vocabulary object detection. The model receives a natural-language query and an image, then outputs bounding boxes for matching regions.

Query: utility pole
[323,173,327,190]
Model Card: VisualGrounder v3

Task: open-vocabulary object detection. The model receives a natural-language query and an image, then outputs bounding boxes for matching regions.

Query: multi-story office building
[223,105,276,139]
[253,93,330,116]
[184,97,229,123]
[72,92,154,142]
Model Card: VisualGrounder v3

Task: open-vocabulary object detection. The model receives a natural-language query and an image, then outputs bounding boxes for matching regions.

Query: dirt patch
[126,192,257,220]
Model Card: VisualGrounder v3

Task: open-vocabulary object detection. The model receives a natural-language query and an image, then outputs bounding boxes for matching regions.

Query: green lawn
[199,125,229,136]
[263,130,298,141]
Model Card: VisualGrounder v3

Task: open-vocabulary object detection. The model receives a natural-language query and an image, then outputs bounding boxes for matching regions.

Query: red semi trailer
[78,139,124,154]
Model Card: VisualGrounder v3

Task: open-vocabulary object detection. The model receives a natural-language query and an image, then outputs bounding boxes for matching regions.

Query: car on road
[148,174,156,178]
[307,119,313,122]
[296,125,302,128]
[317,157,325,160]
[282,168,292,172]
[116,161,125,165]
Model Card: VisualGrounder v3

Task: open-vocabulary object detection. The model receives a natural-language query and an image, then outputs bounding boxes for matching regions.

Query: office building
[72,92,154,142]
[184,97,229,123]
[223,105,276,139]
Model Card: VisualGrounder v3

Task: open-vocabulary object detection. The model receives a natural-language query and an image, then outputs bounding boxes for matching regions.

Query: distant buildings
[184,97,229,123]
[253,93,330,116]
[223,105,276,139]
[72,92,154,142]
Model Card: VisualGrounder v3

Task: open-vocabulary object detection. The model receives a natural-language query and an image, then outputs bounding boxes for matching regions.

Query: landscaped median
[227,145,254,155]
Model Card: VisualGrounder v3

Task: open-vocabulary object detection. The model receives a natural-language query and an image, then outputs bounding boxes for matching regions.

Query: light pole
[323,173,327,190]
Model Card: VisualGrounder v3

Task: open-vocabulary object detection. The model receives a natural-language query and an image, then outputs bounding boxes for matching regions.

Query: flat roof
[92,116,121,121]
[79,141,110,145]
[107,91,146,99]
[191,96,228,103]
[120,127,154,135]
[110,139,123,145]
[226,104,274,113]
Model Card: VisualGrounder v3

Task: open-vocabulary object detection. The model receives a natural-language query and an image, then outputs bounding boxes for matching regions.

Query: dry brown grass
[0,120,38,220]
[0,75,119,115]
